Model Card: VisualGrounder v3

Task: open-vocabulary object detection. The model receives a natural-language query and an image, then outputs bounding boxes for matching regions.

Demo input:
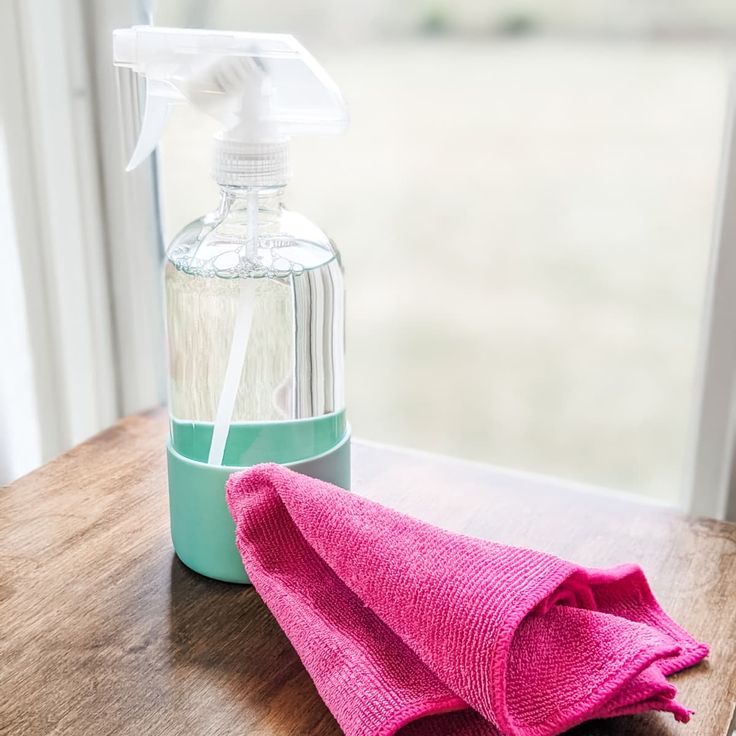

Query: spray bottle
[113,26,350,583]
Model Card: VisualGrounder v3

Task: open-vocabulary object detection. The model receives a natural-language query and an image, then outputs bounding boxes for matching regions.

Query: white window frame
[686,78,736,521]
[0,0,163,464]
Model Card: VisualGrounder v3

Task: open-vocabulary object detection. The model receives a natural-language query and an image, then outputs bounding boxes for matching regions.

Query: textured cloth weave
[226,464,708,736]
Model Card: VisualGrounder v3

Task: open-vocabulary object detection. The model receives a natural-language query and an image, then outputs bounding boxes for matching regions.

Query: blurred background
[3,0,736,516]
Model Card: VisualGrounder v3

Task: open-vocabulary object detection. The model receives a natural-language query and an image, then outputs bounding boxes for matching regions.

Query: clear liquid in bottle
[164,194,345,431]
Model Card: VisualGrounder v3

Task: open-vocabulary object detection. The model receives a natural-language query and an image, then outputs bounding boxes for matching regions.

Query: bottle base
[166,430,351,584]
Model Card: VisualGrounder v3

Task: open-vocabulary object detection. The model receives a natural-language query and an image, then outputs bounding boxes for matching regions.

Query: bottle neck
[216,185,286,215]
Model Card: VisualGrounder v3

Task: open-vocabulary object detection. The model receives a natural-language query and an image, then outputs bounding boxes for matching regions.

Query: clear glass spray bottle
[114,27,350,582]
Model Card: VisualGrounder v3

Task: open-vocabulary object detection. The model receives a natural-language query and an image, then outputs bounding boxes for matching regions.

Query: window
[156,2,730,503]
[4,0,736,516]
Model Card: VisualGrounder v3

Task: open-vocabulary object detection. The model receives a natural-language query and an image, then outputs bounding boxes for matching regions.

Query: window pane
[156,3,731,502]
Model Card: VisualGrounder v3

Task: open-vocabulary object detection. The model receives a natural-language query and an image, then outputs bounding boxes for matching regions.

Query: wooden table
[1,411,735,736]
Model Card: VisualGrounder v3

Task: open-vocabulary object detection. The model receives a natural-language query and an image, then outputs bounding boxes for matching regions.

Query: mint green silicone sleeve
[167,423,350,584]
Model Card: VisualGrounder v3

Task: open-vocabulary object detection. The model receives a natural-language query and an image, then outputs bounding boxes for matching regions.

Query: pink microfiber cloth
[225,464,708,736]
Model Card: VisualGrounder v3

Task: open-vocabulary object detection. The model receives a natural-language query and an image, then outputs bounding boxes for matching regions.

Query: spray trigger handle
[125,78,182,171]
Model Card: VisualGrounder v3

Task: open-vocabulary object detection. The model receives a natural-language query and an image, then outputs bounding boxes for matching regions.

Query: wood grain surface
[1,410,735,736]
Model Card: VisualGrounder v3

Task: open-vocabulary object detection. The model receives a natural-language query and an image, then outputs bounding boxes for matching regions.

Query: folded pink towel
[226,464,708,736]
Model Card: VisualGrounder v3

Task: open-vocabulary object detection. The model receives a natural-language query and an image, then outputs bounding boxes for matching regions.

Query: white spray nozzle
[113,26,348,181]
